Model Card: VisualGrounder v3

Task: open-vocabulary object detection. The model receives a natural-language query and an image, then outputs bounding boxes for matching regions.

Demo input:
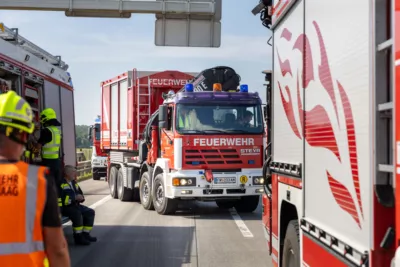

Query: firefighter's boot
[73,233,91,245]
[83,232,97,242]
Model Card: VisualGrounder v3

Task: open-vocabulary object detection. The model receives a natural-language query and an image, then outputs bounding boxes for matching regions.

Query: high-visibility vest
[0,161,48,266]
[178,115,190,128]
[42,126,61,159]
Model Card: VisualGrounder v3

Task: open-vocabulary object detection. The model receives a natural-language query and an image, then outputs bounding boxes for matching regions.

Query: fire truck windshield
[94,123,100,140]
[175,104,264,135]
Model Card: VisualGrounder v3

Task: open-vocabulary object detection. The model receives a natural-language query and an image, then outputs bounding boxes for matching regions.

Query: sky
[0,0,272,125]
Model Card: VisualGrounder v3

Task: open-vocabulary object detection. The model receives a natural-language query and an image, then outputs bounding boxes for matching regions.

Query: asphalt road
[64,178,272,267]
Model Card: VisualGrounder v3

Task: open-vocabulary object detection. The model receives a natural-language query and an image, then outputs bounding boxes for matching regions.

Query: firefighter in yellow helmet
[36,107,63,186]
[0,91,70,267]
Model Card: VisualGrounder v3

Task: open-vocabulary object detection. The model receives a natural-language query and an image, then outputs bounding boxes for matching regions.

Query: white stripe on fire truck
[271,253,278,263]
[272,235,279,250]
[395,59,400,66]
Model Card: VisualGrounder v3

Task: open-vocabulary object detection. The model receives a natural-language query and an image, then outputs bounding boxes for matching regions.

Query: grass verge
[77,172,93,182]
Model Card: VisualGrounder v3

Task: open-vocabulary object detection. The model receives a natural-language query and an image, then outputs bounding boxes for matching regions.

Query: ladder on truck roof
[136,78,151,144]
[0,22,68,71]
[374,0,394,208]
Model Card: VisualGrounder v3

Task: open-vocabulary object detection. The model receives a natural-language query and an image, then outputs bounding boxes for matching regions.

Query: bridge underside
[0,0,222,47]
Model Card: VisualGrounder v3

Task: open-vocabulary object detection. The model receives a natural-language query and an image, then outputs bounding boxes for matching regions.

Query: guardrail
[77,160,92,179]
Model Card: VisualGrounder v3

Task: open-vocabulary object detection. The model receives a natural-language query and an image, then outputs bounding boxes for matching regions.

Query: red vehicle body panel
[100,69,197,151]
[261,0,399,266]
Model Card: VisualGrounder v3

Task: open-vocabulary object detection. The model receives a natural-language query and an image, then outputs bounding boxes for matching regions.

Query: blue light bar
[185,83,194,92]
[240,84,248,93]
[94,115,101,123]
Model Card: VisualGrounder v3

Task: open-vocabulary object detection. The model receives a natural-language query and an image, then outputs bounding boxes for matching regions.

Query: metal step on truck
[100,67,266,214]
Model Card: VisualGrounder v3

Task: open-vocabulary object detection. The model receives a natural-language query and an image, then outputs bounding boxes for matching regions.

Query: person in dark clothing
[238,110,254,127]
[36,108,62,185]
[60,165,97,246]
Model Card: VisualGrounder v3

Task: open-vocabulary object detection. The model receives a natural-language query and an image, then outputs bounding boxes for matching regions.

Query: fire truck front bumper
[165,168,264,199]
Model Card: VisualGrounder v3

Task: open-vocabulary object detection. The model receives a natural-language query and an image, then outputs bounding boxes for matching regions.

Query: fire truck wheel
[234,195,260,213]
[109,166,118,199]
[153,174,177,215]
[117,168,133,202]
[215,200,236,209]
[282,220,300,267]
[140,172,154,210]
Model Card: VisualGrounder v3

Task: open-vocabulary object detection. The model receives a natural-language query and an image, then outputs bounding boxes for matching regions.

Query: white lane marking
[229,208,254,238]
[63,195,112,226]
[89,195,112,209]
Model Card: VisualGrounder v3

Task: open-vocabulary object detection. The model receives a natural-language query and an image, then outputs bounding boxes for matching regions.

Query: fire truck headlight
[172,177,196,186]
[253,176,264,185]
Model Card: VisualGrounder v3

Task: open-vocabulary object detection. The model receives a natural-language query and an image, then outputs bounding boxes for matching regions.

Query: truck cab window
[175,103,263,134]
[0,67,21,94]
[94,124,101,140]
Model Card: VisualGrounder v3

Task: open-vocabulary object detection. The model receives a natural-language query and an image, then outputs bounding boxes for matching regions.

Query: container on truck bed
[100,69,198,152]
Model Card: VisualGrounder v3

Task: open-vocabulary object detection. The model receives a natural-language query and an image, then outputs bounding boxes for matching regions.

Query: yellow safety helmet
[0,91,34,134]
[40,107,57,124]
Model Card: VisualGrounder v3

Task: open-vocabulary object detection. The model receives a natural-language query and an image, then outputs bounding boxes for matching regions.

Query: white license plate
[214,177,236,184]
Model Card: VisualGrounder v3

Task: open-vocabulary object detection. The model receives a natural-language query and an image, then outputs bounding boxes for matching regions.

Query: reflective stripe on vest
[178,115,190,128]
[0,163,47,264]
[42,126,61,159]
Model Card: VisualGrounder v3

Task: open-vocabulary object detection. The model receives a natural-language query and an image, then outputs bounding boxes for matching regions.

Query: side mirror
[159,105,168,122]
[87,126,92,140]
[159,121,169,129]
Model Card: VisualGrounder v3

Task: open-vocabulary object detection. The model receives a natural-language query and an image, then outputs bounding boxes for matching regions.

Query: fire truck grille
[184,149,242,165]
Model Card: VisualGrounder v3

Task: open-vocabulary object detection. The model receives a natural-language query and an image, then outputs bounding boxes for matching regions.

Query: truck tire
[117,168,133,202]
[92,172,100,181]
[109,166,118,199]
[234,195,260,213]
[152,173,177,215]
[139,172,154,210]
[282,220,300,267]
[216,200,236,209]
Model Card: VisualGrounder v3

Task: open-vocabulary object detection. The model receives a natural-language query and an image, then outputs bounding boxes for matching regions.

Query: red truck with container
[100,67,266,215]
[88,115,108,180]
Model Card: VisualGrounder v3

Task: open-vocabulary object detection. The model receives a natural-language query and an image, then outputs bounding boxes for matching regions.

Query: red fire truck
[100,67,266,215]
[0,22,76,166]
[253,0,399,266]
[88,115,108,180]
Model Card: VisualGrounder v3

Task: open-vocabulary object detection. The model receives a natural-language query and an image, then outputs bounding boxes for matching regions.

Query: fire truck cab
[107,82,266,215]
